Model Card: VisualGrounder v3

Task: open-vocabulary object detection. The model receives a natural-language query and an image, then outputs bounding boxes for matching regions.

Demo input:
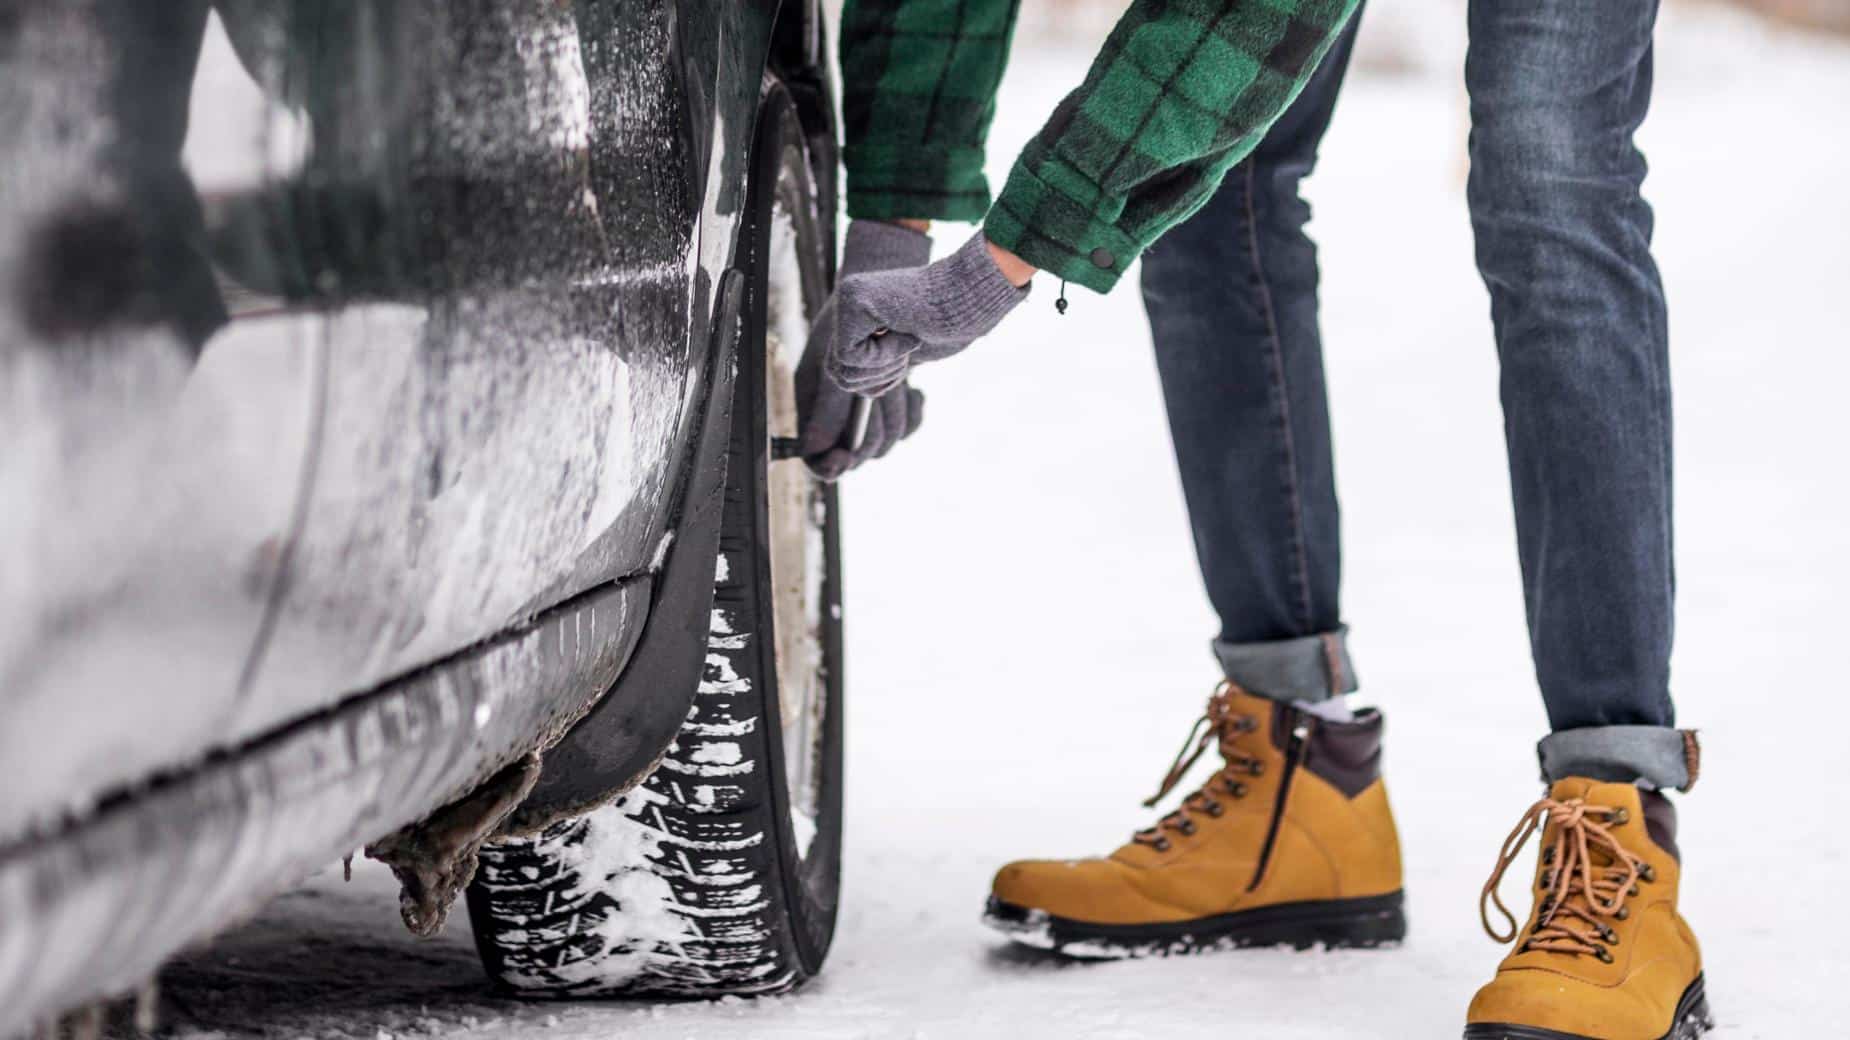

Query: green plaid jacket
[840,0,1359,293]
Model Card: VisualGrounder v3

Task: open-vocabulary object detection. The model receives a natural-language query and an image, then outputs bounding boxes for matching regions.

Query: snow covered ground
[140,8,1850,1039]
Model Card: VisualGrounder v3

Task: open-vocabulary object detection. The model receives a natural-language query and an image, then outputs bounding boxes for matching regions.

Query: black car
[0,1,847,1028]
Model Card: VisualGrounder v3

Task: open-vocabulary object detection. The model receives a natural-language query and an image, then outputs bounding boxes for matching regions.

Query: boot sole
[981,890,1406,960]
[1461,972,1715,1040]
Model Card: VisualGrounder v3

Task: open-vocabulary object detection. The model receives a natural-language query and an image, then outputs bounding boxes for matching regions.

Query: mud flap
[501,266,746,834]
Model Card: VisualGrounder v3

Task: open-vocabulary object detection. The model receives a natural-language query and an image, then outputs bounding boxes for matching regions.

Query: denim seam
[1654,328,1673,723]
[1238,160,1315,634]
[1643,9,1673,729]
[1630,0,1674,729]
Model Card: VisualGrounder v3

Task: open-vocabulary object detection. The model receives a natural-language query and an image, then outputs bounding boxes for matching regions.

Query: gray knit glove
[797,221,933,479]
[825,229,1031,397]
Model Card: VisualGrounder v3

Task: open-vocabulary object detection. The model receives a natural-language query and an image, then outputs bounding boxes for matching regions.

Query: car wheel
[462,77,843,998]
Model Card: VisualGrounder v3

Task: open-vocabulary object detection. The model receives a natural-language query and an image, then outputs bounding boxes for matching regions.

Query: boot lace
[1131,683,1263,852]
[1479,796,1653,962]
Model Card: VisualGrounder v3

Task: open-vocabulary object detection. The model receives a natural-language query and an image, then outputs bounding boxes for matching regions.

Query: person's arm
[841,0,1359,294]
[809,0,1360,470]
[984,0,1361,294]
[838,0,1022,225]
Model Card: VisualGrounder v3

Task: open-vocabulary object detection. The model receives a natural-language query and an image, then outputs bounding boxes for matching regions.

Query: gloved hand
[797,220,934,479]
[825,229,1031,397]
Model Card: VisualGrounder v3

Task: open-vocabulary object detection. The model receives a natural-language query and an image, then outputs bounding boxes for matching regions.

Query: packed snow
[481,789,700,991]
[132,8,1847,1038]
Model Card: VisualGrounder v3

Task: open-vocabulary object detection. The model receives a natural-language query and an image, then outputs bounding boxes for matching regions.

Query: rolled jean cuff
[1212,627,1358,703]
[1537,726,1701,792]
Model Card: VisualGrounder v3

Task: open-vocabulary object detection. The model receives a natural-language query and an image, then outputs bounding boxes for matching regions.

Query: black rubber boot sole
[981,890,1406,960]
[1462,972,1715,1040]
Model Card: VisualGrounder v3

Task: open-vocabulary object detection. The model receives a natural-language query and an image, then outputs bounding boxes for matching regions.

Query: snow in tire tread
[470,537,798,997]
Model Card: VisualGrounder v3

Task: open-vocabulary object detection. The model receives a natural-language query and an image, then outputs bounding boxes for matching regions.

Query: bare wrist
[983,237,1037,288]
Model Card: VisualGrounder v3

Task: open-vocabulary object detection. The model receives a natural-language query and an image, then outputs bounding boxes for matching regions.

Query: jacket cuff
[843,144,992,224]
[983,160,1137,295]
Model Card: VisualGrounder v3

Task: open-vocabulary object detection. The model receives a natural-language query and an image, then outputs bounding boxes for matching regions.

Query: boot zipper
[1246,715,1313,893]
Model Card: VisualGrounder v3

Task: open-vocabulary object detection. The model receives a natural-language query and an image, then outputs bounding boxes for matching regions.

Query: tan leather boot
[1465,779,1712,1039]
[983,682,1404,957]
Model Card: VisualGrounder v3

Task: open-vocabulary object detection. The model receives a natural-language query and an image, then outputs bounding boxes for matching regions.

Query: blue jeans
[1139,0,1691,789]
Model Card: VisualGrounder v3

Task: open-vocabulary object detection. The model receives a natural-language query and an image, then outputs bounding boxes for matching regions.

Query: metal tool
[846,395,872,453]
[770,394,873,462]
[774,324,882,463]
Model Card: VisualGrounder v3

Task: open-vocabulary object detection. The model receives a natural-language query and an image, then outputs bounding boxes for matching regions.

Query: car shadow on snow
[105,865,518,1039]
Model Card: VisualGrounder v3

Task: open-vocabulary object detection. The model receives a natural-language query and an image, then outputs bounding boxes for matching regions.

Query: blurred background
[1008,0,1850,59]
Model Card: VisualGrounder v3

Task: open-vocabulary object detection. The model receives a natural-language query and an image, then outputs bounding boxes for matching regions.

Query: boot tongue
[1547,777,1593,801]
[1542,778,1676,860]
[1481,777,1664,950]
[1220,684,1278,723]
[1546,777,1641,814]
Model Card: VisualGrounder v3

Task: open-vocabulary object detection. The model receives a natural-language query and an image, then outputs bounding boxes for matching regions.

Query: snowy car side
[0,0,831,1030]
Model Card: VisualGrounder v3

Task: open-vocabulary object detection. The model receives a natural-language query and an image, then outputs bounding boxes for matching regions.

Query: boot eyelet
[1609,808,1630,825]
[1614,906,1630,920]
[1628,884,1640,896]
[1248,761,1265,777]
[1602,928,1619,945]
[1638,864,1656,883]
[1538,871,1553,889]
[1155,837,1172,852]
[1541,848,1555,865]
[1205,801,1224,817]
[1226,780,1248,798]
[1595,947,1614,964]
[1178,820,1197,836]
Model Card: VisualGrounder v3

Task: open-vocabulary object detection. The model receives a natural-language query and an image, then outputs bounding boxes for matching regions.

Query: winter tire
[464,78,844,998]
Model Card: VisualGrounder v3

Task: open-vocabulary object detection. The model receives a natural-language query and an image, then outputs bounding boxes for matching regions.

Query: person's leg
[1464,0,1692,790]
[979,8,1403,961]
[1138,10,1364,705]
[1461,5,1708,1035]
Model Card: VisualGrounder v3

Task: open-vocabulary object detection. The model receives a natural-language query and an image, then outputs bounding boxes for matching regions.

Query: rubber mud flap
[505,267,746,834]
[467,77,846,998]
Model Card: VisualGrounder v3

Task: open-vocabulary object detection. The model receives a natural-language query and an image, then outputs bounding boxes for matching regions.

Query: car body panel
[0,573,652,1029]
[0,0,778,843]
[0,0,812,1029]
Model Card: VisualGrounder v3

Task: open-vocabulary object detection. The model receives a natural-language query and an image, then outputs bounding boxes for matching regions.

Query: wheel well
[767,0,839,277]
[768,0,824,85]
